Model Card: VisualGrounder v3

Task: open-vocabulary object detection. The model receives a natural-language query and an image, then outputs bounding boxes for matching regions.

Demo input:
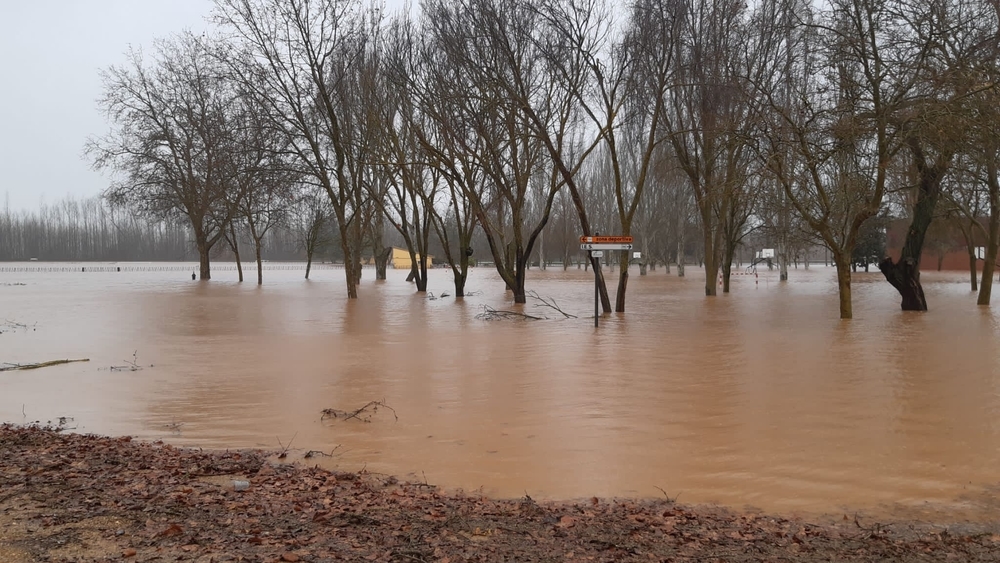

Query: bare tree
[88,32,237,279]
[422,0,562,303]
[216,0,377,298]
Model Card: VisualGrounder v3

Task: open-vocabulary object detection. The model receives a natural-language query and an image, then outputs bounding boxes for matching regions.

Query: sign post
[580,236,633,328]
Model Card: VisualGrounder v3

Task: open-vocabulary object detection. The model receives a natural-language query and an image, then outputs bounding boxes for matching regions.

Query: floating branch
[527,290,577,319]
[304,444,343,459]
[1,319,36,335]
[111,350,150,372]
[321,400,398,423]
[474,304,545,321]
[1,359,89,372]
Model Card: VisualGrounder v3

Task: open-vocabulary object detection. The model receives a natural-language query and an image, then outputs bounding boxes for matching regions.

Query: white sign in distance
[581,243,633,250]
[761,248,775,258]
[590,250,604,257]
[633,251,642,259]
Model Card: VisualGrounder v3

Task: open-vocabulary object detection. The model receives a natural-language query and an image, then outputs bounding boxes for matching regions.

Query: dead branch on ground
[321,400,398,422]
[527,290,577,319]
[1,358,89,372]
[474,304,545,321]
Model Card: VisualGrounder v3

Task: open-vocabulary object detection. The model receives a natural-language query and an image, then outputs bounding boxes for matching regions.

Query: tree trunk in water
[703,227,718,296]
[416,258,428,292]
[196,235,211,281]
[615,261,629,312]
[592,257,612,311]
[978,164,1000,305]
[305,251,313,280]
[233,244,243,282]
[834,253,853,319]
[968,247,978,293]
[639,263,647,276]
[676,236,685,277]
[779,240,788,281]
[878,148,948,311]
[374,248,391,281]
[255,241,263,285]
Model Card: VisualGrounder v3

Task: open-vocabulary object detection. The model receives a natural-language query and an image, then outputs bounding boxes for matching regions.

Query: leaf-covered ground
[1,424,998,562]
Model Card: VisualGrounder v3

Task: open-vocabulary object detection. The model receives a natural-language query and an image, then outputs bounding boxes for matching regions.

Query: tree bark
[196,234,211,281]
[255,240,263,285]
[978,163,1000,305]
[834,253,853,319]
[615,264,629,312]
[878,145,949,311]
[374,247,391,281]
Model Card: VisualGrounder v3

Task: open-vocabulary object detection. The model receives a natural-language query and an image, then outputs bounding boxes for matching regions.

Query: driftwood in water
[0,359,90,372]
[321,400,398,423]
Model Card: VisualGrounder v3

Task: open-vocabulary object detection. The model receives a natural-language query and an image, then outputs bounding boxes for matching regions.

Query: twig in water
[321,400,398,422]
[527,290,577,318]
[474,304,544,321]
[1,359,90,372]
[304,444,343,459]
[111,350,145,372]
[654,486,681,503]
[277,432,297,459]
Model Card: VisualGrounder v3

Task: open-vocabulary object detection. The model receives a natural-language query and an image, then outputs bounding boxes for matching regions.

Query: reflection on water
[2,262,999,520]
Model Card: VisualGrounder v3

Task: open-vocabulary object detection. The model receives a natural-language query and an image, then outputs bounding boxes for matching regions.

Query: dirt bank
[1,424,997,562]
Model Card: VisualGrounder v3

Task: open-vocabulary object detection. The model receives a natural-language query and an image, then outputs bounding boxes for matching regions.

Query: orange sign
[580,235,633,244]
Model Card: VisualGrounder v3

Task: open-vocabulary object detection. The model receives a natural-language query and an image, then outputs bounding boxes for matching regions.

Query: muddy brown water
[2,262,999,521]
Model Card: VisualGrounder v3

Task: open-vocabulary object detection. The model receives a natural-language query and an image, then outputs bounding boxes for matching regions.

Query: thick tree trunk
[374,247,391,281]
[196,235,211,281]
[305,250,313,280]
[834,253,853,319]
[879,146,949,311]
[416,257,428,292]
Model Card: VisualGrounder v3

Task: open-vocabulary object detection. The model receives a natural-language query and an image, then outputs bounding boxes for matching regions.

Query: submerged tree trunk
[254,241,263,285]
[195,233,212,281]
[677,236,685,277]
[374,248,391,281]
[834,253,853,319]
[615,261,629,312]
[978,163,1000,305]
[227,224,243,283]
[878,147,949,311]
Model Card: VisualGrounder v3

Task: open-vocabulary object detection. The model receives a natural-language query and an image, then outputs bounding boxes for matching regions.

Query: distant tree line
[73,0,1000,317]
[0,195,327,263]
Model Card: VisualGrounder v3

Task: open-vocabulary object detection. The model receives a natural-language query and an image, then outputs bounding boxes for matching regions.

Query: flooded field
[2,262,999,520]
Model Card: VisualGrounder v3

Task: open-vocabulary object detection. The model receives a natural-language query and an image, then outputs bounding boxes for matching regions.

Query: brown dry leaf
[280,553,300,562]
[122,548,137,558]
[557,515,576,529]
[158,523,183,537]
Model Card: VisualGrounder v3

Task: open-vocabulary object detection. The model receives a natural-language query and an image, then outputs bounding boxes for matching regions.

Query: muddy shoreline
[2,425,998,562]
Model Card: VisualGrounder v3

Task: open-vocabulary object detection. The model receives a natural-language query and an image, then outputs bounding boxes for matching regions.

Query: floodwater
[2,262,1000,521]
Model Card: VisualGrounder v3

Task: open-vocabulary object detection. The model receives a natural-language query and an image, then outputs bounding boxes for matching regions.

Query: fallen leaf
[122,548,137,558]
[557,515,576,529]
[280,553,300,562]
[158,523,183,537]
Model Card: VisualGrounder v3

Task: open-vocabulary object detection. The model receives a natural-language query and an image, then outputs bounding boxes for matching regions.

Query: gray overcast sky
[0,0,411,213]
[1,0,216,212]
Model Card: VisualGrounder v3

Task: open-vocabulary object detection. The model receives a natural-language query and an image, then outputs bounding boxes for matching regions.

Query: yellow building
[390,247,433,270]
